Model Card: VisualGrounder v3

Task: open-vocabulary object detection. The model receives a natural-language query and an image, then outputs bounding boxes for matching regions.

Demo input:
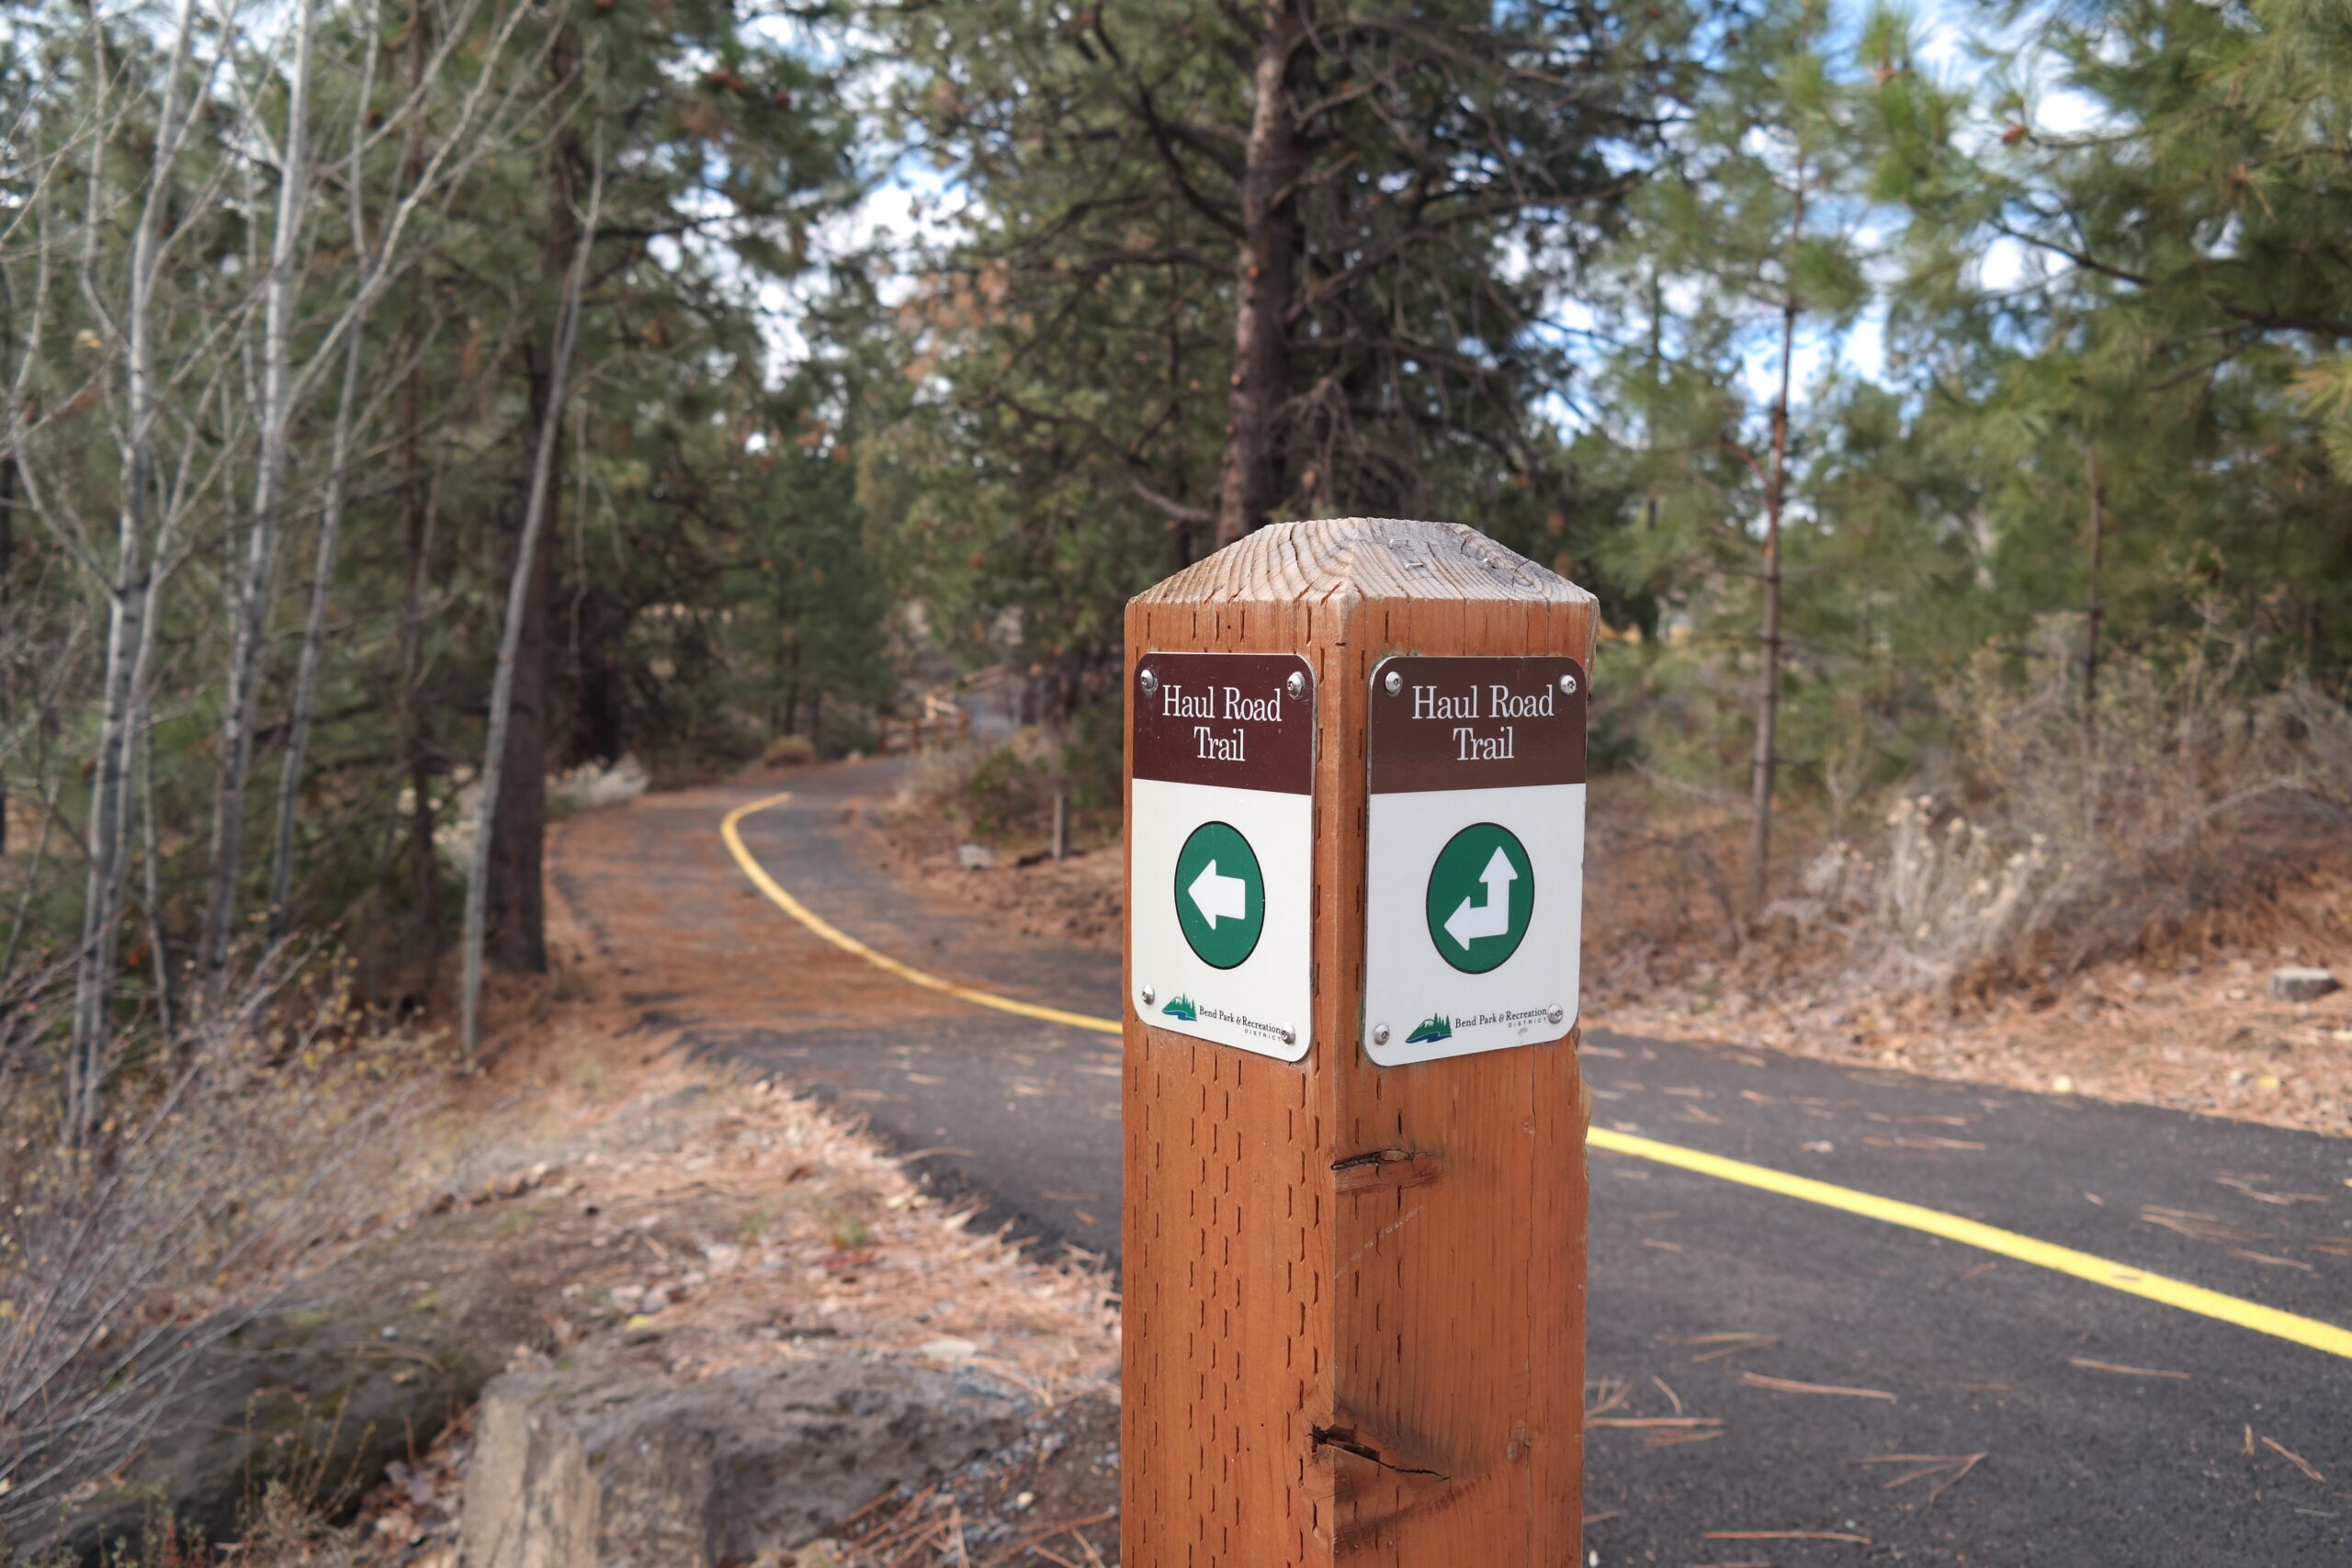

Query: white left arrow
[1188,859,1250,928]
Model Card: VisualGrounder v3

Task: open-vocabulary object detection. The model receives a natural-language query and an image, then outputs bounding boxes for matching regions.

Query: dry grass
[1806,631,2352,987]
[0,957,452,1542]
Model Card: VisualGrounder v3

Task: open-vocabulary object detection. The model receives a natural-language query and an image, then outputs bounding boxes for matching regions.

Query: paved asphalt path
[601,760,2352,1565]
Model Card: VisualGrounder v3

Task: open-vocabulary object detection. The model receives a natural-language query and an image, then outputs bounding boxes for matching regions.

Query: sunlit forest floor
[869,774,2352,1138]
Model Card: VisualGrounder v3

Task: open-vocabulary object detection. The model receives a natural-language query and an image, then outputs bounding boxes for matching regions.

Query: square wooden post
[1121,519,1596,1565]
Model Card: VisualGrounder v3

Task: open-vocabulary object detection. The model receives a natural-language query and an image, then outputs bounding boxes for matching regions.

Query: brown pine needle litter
[1673,1331,1780,1363]
[1646,1427,1727,1449]
[2068,1357,2189,1380]
[2261,1437,2325,1483]
[1855,1451,1988,1503]
[1739,1371,1898,1401]
[1705,1529,1874,1544]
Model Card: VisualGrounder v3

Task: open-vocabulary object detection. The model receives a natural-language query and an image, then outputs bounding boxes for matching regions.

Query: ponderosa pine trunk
[1210,0,1308,549]
[483,22,586,983]
[2084,443,2103,725]
[1747,166,1804,924]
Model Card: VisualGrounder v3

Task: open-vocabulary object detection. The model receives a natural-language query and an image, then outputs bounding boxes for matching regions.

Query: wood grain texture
[1124,519,1594,1567]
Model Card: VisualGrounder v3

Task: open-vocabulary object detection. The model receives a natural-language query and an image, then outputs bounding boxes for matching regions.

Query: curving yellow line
[720,791,1121,1036]
[722,788,2352,1362]
[1586,1128,2352,1363]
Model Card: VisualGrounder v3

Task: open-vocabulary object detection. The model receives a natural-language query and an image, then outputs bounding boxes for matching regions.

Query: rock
[957,842,995,871]
[29,1286,494,1562]
[2270,966,2341,1003]
[460,1357,1032,1568]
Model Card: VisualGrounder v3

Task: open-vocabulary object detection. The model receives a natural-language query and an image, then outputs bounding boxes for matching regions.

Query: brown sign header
[1131,652,1315,794]
[1368,655,1587,794]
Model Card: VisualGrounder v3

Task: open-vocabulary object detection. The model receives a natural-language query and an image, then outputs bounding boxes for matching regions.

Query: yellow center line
[720,791,1120,1036]
[720,789,2352,1364]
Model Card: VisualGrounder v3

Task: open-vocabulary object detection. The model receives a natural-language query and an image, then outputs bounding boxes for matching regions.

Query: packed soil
[860,790,1124,953]
[865,770,2352,1138]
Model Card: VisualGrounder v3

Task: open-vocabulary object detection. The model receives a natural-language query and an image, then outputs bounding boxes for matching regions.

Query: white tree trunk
[204,0,319,995]
[71,0,204,1140]
[268,0,387,941]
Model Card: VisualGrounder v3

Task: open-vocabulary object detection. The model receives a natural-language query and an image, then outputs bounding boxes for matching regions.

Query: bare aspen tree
[266,0,389,942]
[198,0,537,983]
[62,0,220,1138]
[201,0,321,998]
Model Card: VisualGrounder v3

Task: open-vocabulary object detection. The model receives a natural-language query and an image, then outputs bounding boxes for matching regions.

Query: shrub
[962,741,1048,844]
[1806,620,2352,984]
[0,957,428,1542]
[762,733,820,769]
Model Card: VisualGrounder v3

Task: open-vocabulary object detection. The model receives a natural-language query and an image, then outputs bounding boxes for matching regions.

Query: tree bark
[1210,0,1308,549]
[1747,165,1804,923]
[2083,443,2103,726]
[393,0,441,973]
[0,437,14,861]
[73,0,202,1134]
[486,336,561,976]
[268,0,390,942]
[203,0,318,994]
[463,29,595,1051]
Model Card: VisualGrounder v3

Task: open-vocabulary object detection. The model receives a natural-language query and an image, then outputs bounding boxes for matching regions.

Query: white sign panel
[1128,653,1316,1061]
[1363,655,1588,1066]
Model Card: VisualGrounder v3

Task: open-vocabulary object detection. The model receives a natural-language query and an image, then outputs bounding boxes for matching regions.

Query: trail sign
[1364,653,1588,1065]
[1123,521,1594,1567]
[1129,651,1314,1060]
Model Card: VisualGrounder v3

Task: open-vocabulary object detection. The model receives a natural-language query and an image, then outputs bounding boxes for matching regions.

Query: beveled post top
[1131,518,1597,609]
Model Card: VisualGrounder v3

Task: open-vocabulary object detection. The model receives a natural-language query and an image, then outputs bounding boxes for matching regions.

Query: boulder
[2269,966,2342,1003]
[459,1356,1032,1568]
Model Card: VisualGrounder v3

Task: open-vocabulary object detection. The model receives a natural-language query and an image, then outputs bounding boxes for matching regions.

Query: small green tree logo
[1160,994,1199,1022]
[1405,1014,1453,1044]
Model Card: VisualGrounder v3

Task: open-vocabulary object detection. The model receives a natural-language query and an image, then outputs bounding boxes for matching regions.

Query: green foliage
[963,744,1050,845]
[1575,0,2352,834]
[850,0,1714,736]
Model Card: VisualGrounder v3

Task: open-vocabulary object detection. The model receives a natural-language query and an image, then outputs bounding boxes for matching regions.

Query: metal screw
[1547,1004,1566,1025]
[1141,986,1156,1007]
[1280,1024,1296,1046]
[1559,672,1579,695]
[1384,669,1403,695]
[1138,669,1159,696]
[1285,671,1306,701]
[1372,1023,1391,1046]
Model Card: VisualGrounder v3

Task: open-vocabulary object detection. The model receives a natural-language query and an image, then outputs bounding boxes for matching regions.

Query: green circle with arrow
[1425,822,1534,974]
[1174,820,1264,970]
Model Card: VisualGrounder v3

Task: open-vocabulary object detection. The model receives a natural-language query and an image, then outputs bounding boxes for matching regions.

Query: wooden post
[1122,518,1596,1565]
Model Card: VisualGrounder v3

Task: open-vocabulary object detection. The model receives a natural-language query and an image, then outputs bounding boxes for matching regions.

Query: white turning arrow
[1442,846,1518,948]
[1188,859,1250,928]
